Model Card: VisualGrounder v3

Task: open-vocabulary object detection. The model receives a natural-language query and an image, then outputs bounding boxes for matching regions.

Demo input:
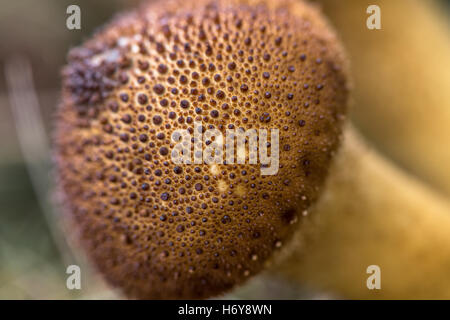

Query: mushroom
[53,0,450,299]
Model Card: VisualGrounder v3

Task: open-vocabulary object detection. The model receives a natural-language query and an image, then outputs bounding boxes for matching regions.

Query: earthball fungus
[54,0,349,299]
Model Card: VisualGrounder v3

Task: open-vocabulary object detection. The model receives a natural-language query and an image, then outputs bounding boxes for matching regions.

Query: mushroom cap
[54,0,348,299]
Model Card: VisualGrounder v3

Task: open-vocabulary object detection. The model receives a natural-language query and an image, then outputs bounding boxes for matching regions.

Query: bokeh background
[0,0,449,299]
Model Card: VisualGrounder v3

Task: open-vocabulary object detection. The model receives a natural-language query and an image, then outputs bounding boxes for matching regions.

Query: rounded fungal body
[54,0,348,299]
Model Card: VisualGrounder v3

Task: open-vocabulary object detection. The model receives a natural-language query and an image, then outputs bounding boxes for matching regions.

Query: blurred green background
[0,0,449,299]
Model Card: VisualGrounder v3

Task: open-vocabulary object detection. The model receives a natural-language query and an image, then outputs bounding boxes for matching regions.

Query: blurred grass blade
[4,56,72,262]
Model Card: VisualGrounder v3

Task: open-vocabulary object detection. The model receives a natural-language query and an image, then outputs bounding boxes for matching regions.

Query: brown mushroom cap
[54,0,348,299]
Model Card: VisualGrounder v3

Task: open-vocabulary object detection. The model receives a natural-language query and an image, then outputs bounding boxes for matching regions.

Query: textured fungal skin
[54,0,348,299]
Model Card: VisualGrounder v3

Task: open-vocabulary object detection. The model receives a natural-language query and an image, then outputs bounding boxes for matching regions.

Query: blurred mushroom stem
[275,125,450,299]
[316,0,450,196]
